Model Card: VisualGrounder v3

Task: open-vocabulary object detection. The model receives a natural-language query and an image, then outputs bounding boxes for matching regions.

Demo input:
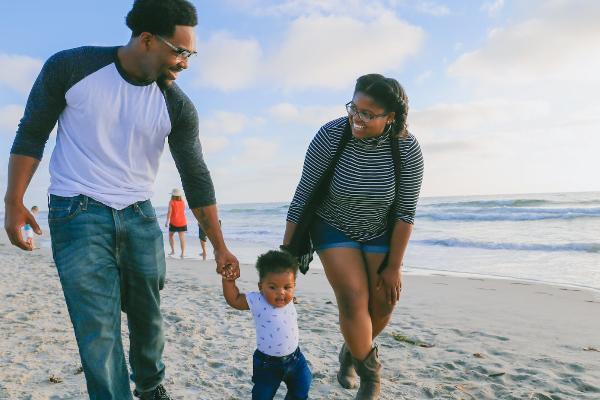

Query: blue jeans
[48,195,166,400]
[252,347,312,400]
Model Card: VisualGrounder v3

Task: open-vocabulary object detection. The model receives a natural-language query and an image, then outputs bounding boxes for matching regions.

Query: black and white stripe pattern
[287,117,424,242]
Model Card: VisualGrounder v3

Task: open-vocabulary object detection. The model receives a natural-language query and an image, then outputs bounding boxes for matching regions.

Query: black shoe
[133,384,172,400]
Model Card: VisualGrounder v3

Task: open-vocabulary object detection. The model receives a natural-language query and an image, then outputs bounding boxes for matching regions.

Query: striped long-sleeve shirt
[287,117,424,242]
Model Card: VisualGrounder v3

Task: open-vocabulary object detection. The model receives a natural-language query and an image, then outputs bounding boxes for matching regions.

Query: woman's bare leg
[168,232,175,255]
[178,231,186,258]
[318,248,373,360]
[364,252,396,338]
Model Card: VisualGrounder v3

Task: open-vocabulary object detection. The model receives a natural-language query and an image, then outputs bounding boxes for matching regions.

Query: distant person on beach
[23,205,39,249]
[198,219,219,259]
[283,74,424,399]
[222,250,312,400]
[198,223,207,259]
[165,188,187,258]
[3,1,239,399]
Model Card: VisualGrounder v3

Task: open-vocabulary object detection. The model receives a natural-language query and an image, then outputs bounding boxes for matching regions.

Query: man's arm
[6,51,72,250]
[166,86,239,276]
[222,278,249,310]
[191,206,239,277]
[4,155,43,250]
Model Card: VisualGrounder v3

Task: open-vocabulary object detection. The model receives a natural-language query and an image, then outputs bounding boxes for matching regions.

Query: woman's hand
[376,265,402,305]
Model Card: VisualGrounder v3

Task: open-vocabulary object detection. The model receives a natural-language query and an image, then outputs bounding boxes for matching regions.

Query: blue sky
[1,0,599,207]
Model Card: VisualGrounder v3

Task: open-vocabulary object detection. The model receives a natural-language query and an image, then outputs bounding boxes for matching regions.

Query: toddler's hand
[221,264,240,281]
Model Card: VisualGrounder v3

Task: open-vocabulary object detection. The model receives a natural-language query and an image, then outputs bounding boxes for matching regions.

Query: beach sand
[1,237,599,399]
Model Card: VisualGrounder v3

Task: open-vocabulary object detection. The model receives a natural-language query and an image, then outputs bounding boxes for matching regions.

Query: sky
[1,0,599,207]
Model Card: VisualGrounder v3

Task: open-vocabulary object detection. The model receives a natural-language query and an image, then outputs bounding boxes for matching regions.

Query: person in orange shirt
[166,188,187,258]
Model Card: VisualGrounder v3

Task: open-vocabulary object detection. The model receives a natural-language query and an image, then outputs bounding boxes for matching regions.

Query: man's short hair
[126,0,198,37]
[256,250,299,281]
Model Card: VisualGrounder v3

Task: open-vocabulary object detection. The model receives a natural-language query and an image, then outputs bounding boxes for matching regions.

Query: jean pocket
[48,196,82,223]
[135,200,157,221]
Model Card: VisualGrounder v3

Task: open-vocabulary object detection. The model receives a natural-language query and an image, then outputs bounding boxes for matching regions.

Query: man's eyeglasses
[156,35,197,59]
[345,101,388,123]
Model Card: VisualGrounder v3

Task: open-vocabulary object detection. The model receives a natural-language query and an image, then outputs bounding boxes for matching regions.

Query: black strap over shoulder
[377,135,402,273]
[287,123,352,274]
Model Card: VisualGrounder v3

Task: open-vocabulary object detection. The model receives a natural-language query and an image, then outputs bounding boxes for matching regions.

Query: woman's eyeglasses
[345,102,388,123]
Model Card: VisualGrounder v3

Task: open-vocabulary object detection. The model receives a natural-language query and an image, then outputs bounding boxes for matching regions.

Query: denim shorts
[310,217,390,253]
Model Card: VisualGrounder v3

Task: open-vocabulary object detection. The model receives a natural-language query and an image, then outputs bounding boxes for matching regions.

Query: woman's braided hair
[354,74,409,138]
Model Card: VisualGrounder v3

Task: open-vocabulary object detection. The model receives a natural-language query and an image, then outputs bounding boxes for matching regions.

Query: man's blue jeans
[252,347,312,400]
[48,195,166,400]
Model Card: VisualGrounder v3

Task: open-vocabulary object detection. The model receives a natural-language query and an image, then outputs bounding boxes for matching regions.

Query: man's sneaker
[133,384,173,400]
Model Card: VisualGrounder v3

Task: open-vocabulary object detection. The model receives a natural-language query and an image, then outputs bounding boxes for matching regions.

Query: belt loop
[81,195,88,211]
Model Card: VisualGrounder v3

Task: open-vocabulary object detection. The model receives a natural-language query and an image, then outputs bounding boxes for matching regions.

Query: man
[3,1,239,399]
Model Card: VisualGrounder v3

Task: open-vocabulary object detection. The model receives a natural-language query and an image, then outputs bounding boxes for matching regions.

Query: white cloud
[267,103,344,127]
[481,0,505,17]
[200,136,231,154]
[234,137,279,164]
[415,69,432,84]
[0,104,24,133]
[268,13,424,90]
[193,32,262,91]
[0,54,42,95]
[198,111,254,136]
[416,1,450,16]
[410,99,551,140]
[226,0,399,18]
[448,2,600,86]
[192,9,423,92]
[196,110,261,154]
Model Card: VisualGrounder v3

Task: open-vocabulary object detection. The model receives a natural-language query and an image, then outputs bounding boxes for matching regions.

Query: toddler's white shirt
[246,291,299,357]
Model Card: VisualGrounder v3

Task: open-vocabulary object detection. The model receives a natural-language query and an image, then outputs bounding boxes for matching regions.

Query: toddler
[222,250,312,400]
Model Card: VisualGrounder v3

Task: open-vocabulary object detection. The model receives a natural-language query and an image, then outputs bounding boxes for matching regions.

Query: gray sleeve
[165,84,216,209]
[10,52,68,160]
[11,46,117,160]
[394,134,424,224]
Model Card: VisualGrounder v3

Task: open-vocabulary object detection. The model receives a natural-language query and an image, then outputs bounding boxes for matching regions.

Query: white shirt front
[49,63,171,209]
[246,291,299,357]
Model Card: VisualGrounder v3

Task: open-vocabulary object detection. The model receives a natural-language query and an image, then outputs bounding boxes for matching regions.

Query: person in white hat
[166,188,187,258]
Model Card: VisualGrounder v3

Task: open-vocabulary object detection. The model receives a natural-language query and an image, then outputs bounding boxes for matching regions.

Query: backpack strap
[288,122,352,273]
[377,135,402,273]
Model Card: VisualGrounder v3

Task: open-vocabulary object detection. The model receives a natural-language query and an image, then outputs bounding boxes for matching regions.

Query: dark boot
[352,346,381,400]
[337,343,358,389]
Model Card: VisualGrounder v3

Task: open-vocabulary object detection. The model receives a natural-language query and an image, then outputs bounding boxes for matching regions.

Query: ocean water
[6,191,600,290]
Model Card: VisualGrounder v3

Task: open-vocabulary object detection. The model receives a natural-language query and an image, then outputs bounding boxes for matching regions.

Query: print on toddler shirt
[246,291,299,357]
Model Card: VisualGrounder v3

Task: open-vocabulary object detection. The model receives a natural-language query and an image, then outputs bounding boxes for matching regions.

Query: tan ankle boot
[352,346,381,400]
[337,343,358,389]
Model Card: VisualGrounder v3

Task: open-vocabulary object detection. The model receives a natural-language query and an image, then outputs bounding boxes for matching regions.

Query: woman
[283,74,424,399]
[166,188,187,258]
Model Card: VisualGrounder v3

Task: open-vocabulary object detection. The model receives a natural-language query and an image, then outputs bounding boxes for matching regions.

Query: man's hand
[4,201,42,251]
[214,247,240,278]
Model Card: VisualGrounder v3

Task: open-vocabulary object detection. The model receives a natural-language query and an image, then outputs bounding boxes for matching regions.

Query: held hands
[4,201,42,251]
[376,263,402,306]
[215,247,240,280]
[221,264,239,281]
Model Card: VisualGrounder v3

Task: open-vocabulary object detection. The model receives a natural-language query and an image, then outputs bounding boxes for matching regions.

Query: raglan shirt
[287,117,424,242]
[10,46,215,210]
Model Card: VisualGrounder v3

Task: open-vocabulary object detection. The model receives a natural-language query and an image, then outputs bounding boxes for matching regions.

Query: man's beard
[157,73,174,87]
